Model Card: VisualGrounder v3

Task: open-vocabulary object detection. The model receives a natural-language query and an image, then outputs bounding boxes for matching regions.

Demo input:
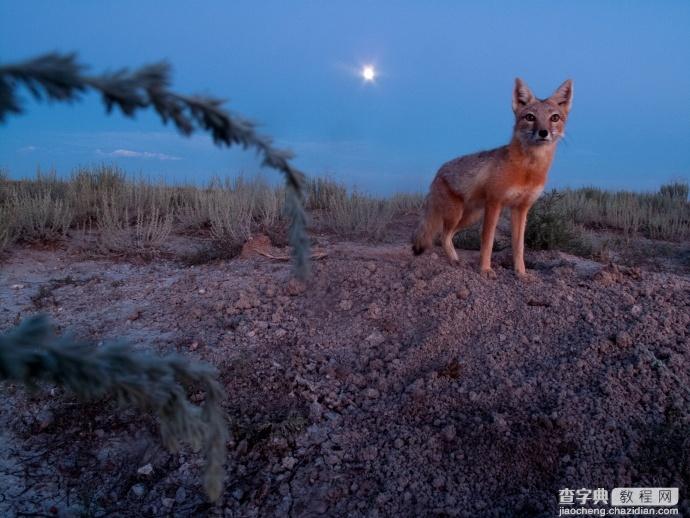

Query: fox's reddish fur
[412,78,573,277]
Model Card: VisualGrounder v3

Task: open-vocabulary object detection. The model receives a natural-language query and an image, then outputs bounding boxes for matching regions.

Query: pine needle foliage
[0,52,310,276]
[0,315,228,501]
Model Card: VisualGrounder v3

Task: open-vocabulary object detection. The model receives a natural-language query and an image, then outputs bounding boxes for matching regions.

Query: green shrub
[525,190,577,250]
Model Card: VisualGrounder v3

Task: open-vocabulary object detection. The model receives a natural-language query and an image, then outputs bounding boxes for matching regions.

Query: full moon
[362,65,376,82]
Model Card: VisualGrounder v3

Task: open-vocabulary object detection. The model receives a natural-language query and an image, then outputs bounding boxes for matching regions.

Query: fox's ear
[512,78,535,112]
[550,79,574,113]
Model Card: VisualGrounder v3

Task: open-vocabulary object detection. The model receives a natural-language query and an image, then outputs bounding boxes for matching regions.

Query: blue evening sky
[1,1,689,194]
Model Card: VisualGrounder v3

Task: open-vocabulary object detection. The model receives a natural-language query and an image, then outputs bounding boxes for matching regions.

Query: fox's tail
[411,196,442,256]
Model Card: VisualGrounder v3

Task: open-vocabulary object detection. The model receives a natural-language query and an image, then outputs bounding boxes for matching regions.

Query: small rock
[287,278,306,296]
[189,341,199,351]
[131,484,146,498]
[630,305,643,317]
[361,446,378,461]
[161,497,175,508]
[324,454,340,466]
[338,299,353,311]
[494,414,509,432]
[282,456,298,470]
[365,388,380,399]
[236,439,249,455]
[127,310,141,321]
[175,487,186,503]
[367,303,382,319]
[309,401,324,420]
[137,463,154,476]
[37,410,54,431]
[365,331,385,346]
[442,424,456,442]
[615,331,633,347]
[11,284,25,290]
[394,438,404,449]
[365,262,377,272]
[432,476,445,489]
[456,287,470,300]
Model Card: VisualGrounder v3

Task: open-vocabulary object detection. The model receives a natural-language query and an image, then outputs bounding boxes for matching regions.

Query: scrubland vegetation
[1,166,687,263]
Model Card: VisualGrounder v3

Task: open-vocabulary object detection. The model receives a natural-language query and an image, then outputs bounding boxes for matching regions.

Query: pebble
[361,446,378,461]
[131,484,146,498]
[615,331,633,347]
[442,424,456,442]
[137,463,153,476]
[456,287,470,300]
[287,278,306,296]
[282,456,298,470]
[365,388,380,399]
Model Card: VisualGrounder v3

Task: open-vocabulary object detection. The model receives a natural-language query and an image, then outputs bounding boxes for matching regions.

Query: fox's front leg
[511,206,529,275]
[479,202,501,277]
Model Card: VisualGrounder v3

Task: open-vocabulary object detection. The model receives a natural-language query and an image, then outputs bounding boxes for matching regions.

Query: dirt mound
[0,240,688,516]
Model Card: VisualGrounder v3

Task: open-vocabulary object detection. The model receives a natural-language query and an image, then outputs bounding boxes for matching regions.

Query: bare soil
[0,231,689,517]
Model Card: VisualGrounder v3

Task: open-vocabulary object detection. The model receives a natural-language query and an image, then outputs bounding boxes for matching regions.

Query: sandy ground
[0,234,689,517]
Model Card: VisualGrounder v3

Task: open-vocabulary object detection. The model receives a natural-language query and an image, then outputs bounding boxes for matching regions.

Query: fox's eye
[525,114,536,122]
[550,114,561,122]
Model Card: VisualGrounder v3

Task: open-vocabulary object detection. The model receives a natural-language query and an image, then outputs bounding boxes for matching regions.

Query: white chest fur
[503,186,544,207]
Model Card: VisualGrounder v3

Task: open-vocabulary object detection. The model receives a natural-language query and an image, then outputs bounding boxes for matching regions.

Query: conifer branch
[0,315,229,501]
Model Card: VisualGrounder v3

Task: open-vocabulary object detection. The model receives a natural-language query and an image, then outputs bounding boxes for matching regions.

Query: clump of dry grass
[390,192,424,214]
[96,197,173,258]
[208,177,285,249]
[321,191,394,240]
[305,177,347,210]
[0,205,16,253]
[659,181,689,201]
[8,173,74,242]
[559,182,689,242]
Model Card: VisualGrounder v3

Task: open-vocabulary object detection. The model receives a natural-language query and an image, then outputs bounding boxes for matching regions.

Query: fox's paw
[480,268,497,280]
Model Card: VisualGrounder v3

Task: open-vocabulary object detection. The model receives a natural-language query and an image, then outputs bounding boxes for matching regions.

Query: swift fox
[412,78,573,277]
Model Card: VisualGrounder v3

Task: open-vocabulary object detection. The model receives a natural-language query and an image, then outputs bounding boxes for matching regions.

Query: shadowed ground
[1,235,688,516]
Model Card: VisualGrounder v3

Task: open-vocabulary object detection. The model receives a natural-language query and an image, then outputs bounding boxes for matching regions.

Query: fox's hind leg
[441,197,464,263]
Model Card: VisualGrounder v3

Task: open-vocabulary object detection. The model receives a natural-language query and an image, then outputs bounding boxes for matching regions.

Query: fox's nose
[538,129,549,138]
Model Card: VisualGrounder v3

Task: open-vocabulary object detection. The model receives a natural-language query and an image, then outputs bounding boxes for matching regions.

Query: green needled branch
[0,315,229,501]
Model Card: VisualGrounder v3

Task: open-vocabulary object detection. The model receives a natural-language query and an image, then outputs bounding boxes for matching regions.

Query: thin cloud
[96,148,182,161]
[18,145,37,153]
